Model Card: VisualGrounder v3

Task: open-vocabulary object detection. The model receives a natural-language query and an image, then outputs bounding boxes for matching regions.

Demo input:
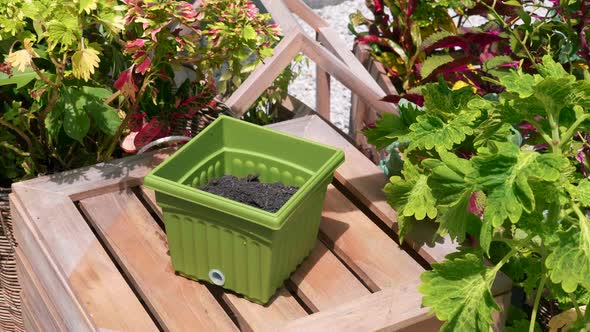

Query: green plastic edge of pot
[143,115,345,303]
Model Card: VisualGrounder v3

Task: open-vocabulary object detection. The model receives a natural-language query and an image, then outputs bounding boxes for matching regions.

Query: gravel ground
[288,0,371,132]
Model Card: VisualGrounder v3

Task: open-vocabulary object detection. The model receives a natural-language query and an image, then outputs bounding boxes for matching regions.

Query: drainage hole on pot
[209,269,225,286]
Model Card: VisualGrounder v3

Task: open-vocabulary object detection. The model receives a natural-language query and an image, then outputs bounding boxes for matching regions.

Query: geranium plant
[365,56,590,331]
[0,0,124,182]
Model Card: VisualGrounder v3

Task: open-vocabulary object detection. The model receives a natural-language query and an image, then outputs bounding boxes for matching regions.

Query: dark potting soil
[198,174,298,213]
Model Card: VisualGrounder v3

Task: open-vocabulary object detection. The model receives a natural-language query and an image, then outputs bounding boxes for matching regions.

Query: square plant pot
[144,115,344,303]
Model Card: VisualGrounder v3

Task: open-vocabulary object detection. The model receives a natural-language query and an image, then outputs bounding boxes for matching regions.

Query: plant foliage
[365,56,590,331]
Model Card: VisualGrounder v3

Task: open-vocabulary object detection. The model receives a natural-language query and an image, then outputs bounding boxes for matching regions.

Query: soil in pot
[198,174,298,213]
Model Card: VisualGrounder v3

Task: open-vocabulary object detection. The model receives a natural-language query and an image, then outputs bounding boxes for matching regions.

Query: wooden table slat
[288,241,370,312]
[10,191,158,332]
[321,185,424,291]
[16,248,65,332]
[78,189,239,332]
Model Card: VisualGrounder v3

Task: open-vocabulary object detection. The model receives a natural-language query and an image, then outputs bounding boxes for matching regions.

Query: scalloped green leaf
[419,252,499,332]
[405,110,480,152]
[546,225,590,293]
[469,141,566,252]
[363,104,420,149]
[424,151,477,242]
[422,82,475,117]
[574,180,590,207]
[499,71,535,98]
[384,162,437,240]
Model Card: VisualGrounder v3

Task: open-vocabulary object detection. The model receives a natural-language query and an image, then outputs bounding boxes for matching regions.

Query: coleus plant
[350,0,590,101]
[364,56,590,331]
[112,0,286,155]
[0,0,125,182]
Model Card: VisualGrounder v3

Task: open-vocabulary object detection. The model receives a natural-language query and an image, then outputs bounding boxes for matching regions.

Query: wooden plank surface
[21,296,42,332]
[221,288,307,332]
[78,189,238,332]
[283,0,328,30]
[12,149,170,201]
[16,249,65,332]
[140,186,370,314]
[10,190,158,332]
[281,282,436,332]
[320,185,424,291]
[288,241,370,312]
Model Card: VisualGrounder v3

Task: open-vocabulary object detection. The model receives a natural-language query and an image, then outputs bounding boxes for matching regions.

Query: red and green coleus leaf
[422,31,505,54]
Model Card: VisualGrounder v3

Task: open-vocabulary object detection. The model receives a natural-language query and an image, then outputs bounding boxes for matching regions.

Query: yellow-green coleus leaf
[77,0,98,14]
[72,47,100,81]
[47,16,79,49]
[419,251,499,332]
[404,109,480,153]
[384,162,437,241]
[423,151,478,243]
[6,39,39,73]
[468,141,567,252]
[546,224,590,293]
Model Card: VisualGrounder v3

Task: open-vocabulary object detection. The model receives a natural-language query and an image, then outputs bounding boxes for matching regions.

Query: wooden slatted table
[10,115,511,331]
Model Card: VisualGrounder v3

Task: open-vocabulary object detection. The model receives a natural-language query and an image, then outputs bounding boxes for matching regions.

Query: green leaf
[72,47,100,81]
[532,78,573,115]
[384,162,437,222]
[78,0,98,14]
[0,67,38,88]
[424,151,478,242]
[473,117,514,149]
[506,319,541,332]
[61,88,90,142]
[419,251,499,332]
[47,16,79,48]
[575,180,590,206]
[86,101,121,136]
[259,47,273,58]
[499,71,535,98]
[422,82,475,117]
[242,24,256,41]
[405,110,480,152]
[503,0,522,6]
[81,86,112,100]
[420,54,454,79]
[45,101,65,142]
[546,225,590,293]
[363,113,411,149]
[469,141,566,251]
[537,55,572,79]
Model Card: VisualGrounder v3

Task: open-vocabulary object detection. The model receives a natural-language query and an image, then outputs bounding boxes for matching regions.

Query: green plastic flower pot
[144,115,344,303]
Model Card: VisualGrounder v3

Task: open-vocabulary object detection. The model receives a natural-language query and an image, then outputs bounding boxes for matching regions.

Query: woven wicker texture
[0,187,24,332]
